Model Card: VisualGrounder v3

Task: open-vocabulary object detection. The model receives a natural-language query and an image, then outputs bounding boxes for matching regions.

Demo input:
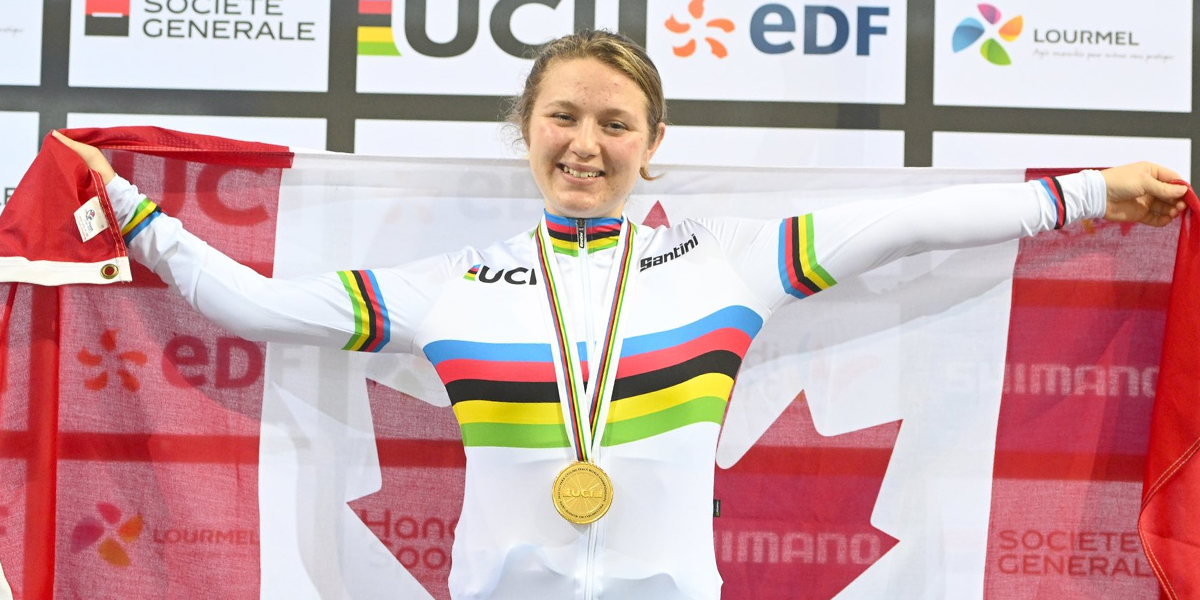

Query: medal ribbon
[534,217,636,463]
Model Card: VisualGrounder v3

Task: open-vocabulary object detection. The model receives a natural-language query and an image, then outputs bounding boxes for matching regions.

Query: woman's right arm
[54,131,452,354]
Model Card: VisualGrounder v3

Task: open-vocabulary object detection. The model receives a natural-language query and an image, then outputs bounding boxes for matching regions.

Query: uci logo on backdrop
[357,0,627,95]
[355,0,907,103]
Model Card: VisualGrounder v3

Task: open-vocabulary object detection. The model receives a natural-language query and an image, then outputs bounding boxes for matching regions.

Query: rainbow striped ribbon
[534,218,637,463]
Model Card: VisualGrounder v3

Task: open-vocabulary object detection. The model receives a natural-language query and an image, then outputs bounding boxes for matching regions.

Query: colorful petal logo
[665,0,736,58]
[71,503,144,567]
[952,4,1023,65]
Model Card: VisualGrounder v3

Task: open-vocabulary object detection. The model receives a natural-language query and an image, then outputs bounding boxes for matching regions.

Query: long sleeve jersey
[108,172,1107,600]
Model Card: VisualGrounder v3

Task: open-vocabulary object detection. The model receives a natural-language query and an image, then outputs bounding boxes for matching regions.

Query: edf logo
[750,4,890,56]
[381,1,890,59]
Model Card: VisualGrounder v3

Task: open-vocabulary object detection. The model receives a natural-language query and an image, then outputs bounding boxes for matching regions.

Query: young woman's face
[526,57,664,219]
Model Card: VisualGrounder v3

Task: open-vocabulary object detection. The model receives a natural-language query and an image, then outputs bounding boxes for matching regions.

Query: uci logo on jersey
[464,264,538,286]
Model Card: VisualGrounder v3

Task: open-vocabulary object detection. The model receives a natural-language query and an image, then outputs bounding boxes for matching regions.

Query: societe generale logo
[71,502,145,567]
[665,0,736,58]
[84,0,131,37]
[952,3,1023,66]
[77,330,148,392]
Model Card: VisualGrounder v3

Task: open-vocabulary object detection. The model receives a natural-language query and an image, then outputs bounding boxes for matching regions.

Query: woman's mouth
[560,164,604,179]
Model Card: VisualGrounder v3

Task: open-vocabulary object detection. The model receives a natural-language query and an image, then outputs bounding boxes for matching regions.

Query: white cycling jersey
[107,171,1105,600]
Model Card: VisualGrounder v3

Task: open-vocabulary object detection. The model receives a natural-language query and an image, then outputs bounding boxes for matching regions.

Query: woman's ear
[644,122,666,166]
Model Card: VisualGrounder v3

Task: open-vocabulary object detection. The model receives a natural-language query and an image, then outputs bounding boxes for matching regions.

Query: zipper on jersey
[577,216,599,600]
[577,218,597,393]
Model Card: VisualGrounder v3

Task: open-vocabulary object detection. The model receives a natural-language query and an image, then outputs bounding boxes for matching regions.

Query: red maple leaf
[352,381,899,600]
[714,395,900,599]
[349,381,464,600]
[642,201,671,228]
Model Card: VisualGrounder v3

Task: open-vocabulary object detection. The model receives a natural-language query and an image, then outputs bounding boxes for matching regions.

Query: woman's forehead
[536,58,648,109]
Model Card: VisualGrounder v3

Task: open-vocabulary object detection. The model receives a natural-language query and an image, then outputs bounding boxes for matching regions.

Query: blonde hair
[508,30,665,180]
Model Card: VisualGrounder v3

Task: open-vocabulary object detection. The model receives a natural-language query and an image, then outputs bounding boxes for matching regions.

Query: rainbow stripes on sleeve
[1036,176,1067,230]
[778,214,836,299]
[337,269,391,352]
[121,197,162,245]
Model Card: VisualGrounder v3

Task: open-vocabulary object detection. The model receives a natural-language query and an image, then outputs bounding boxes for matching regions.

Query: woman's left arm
[699,163,1189,311]
[809,164,1189,281]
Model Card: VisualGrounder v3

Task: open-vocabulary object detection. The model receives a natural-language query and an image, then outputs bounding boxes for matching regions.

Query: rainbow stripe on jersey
[426,305,763,448]
[338,269,390,352]
[1036,176,1067,230]
[121,197,162,244]
[543,213,622,256]
[778,214,836,298]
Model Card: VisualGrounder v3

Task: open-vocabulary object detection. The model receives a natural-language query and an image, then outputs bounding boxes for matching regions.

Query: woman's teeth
[561,165,601,178]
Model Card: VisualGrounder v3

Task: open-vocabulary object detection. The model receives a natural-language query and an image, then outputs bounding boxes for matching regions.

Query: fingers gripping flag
[0,133,131,285]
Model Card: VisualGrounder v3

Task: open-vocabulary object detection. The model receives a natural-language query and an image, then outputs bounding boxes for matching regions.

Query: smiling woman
[508,31,667,219]
[524,56,664,218]
[48,28,1188,600]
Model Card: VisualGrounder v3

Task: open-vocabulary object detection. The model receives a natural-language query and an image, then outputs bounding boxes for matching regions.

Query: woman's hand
[51,130,116,185]
[1102,162,1190,227]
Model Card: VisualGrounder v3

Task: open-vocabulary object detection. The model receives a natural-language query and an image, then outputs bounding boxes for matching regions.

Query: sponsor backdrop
[0,112,40,218]
[647,0,907,103]
[68,0,331,91]
[933,0,1192,112]
[0,0,43,86]
[0,0,1198,599]
[932,132,1192,177]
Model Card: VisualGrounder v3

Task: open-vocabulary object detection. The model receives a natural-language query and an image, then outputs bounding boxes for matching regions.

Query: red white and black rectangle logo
[85,0,130,37]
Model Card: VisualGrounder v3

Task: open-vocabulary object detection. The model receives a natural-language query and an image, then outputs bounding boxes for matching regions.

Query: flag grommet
[100,263,119,280]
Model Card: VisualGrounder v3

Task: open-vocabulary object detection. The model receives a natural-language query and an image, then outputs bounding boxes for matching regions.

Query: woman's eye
[552,113,574,122]
[605,122,628,131]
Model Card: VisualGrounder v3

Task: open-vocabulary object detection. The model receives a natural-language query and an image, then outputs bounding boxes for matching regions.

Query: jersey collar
[542,211,625,256]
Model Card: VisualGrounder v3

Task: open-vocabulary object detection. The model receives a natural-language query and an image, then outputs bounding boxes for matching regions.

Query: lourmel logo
[952,3,1023,66]
[71,503,145,567]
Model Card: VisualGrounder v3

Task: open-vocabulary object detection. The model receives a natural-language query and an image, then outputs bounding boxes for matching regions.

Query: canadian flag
[0,128,1191,599]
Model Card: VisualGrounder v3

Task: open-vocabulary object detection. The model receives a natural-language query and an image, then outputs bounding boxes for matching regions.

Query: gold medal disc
[552,462,613,524]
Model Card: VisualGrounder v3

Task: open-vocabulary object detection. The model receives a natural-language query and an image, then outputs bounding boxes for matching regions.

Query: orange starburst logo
[77,330,147,392]
[665,0,735,58]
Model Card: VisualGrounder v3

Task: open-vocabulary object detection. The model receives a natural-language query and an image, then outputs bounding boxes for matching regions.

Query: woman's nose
[569,123,601,158]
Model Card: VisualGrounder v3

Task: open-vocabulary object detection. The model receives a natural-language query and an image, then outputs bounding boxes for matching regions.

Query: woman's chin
[545,198,622,219]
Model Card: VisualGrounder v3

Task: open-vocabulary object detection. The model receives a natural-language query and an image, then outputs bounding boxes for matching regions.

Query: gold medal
[552,462,613,524]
